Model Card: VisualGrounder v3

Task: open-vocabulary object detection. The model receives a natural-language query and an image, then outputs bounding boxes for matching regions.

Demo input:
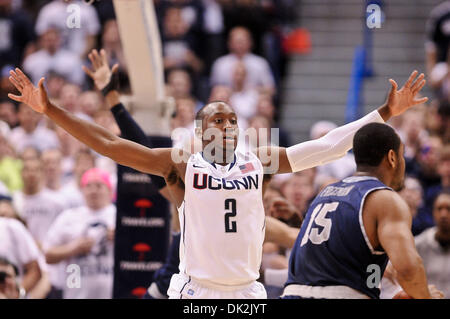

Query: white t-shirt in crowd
[23,49,85,86]
[0,217,41,278]
[9,125,60,154]
[13,188,66,245]
[211,53,275,90]
[59,180,85,210]
[43,204,116,299]
[415,227,450,298]
[229,88,259,121]
[35,0,100,56]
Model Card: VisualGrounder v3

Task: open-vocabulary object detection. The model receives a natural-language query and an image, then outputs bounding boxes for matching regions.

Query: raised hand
[384,70,428,118]
[82,49,119,91]
[8,68,49,113]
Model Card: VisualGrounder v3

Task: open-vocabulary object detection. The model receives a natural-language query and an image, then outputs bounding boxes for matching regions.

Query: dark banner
[113,136,172,299]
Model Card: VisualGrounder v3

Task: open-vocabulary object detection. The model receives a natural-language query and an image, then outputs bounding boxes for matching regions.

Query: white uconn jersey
[179,151,265,286]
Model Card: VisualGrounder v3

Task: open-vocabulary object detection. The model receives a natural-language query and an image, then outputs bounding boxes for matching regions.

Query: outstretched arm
[258,71,428,174]
[8,68,187,178]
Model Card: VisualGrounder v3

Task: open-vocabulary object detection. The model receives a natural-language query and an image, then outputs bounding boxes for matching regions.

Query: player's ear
[387,149,397,169]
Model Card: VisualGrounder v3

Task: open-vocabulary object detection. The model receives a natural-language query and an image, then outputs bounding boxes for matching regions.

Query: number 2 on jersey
[300,202,339,246]
[225,199,237,233]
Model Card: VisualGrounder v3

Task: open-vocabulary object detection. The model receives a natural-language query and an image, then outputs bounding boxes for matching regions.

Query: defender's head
[195,101,239,155]
[353,123,405,191]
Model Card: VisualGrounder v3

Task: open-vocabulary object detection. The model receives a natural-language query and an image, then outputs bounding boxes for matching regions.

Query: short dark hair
[195,104,209,121]
[195,101,228,122]
[353,123,401,167]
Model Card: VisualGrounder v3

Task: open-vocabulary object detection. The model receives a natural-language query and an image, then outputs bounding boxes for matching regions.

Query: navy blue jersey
[286,176,391,299]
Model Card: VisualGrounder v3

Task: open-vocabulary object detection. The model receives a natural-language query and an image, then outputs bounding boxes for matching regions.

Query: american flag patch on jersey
[239,163,255,174]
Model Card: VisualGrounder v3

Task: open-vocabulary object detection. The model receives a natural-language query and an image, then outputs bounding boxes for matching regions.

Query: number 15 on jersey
[300,202,339,246]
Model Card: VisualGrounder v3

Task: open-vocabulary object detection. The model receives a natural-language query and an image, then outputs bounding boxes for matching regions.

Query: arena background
[0,0,449,301]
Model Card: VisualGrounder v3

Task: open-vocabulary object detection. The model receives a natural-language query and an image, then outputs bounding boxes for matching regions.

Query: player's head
[353,123,404,191]
[195,101,239,157]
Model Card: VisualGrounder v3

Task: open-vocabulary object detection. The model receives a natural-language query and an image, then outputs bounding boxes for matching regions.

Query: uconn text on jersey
[193,173,259,190]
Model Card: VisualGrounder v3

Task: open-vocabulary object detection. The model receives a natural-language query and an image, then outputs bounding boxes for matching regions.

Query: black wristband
[101,71,120,96]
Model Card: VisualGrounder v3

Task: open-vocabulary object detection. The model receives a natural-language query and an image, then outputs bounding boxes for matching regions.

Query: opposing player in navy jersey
[282,123,444,299]
[8,61,427,298]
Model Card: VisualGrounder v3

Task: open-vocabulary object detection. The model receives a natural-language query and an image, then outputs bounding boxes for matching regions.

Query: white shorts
[167,273,267,299]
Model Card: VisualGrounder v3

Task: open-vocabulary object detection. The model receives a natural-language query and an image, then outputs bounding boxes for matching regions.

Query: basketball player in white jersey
[8,64,427,298]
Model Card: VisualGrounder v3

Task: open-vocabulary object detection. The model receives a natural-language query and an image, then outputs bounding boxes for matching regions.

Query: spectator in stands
[415,189,450,298]
[0,217,42,298]
[35,0,100,58]
[437,100,450,141]
[208,84,232,103]
[0,0,35,70]
[41,148,70,203]
[0,129,22,193]
[398,176,424,236]
[229,61,259,122]
[12,156,65,247]
[219,0,267,55]
[54,125,84,182]
[247,114,272,148]
[171,98,196,130]
[59,148,96,210]
[425,1,450,97]
[406,135,443,195]
[162,7,203,74]
[414,145,450,235]
[167,68,203,111]
[78,91,103,121]
[8,103,60,153]
[44,168,116,299]
[59,83,82,114]
[398,108,429,160]
[280,171,315,227]
[45,71,67,102]
[210,26,275,94]
[0,198,52,299]
[157,0,204,36]
[255,93,290,147]
[0,99,18,129]
[23,27,85,86]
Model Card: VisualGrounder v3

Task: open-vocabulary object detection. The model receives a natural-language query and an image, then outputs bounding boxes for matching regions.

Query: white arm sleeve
[286,110,385,172]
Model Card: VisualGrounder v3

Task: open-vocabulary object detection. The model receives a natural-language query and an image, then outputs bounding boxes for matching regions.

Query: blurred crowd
[0,0,449,300]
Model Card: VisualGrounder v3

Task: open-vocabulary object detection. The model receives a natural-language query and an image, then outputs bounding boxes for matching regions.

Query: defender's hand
[379,70,428,121]
[8,68,49,113]
[83,49,119,91]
